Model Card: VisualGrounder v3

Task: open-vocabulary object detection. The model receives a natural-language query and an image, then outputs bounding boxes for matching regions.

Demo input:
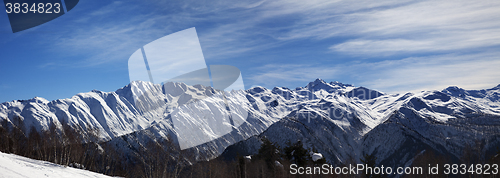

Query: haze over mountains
[1,79,499,168]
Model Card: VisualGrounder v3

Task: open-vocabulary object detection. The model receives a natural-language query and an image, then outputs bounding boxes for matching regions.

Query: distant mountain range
[221,79,500,167]
[1,79,499,167]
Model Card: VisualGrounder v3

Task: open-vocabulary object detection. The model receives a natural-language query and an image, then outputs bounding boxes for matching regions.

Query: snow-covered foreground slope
[0,151,115,178]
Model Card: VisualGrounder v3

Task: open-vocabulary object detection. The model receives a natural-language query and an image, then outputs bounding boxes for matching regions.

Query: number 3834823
[6,3,61,14]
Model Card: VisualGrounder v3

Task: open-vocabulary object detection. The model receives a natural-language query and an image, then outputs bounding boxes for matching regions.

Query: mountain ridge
[1,79,499,168]
[218,81,500,169]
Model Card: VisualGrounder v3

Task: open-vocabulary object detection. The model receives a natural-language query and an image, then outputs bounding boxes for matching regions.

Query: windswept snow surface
[0,152,114,178]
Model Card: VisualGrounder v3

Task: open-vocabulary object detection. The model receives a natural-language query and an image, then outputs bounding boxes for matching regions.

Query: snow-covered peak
[27,97,50,104]
[117,80,158,93]
[272,86,291,92]
[441,86,467,97]
[303,79,356,94]
[422,90,452,102]
[304,78,333,92]
[311,78,327,85]
[330,81,354,87]
[492,84,500,90]
[247,86,268,95]
[271,87,297,100]
[440,84,500,103]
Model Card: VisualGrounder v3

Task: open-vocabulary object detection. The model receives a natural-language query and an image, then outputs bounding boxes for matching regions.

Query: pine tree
[256,137,281,170]
[283,140,311,167]
[0,119,9,152]
[360,152,382,178]
[28,126,42,160]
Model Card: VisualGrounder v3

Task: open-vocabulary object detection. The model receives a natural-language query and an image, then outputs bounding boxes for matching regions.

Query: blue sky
[1,0,500,103]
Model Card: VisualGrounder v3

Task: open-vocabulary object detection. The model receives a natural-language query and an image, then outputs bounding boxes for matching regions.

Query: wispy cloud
[42,0,500,65]
[42,1,188,67]
[200,0,500,61]
[249,51,500,93]
[243,0,500,92]
[36,0,500,93]
[248,63,339,88]
[326,1,500,55]
[355,51,500,93]
[38,62,58,69]
[41,0,275,66]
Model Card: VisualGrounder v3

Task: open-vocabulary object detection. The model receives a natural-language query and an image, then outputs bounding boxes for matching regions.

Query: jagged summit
[442,84,500,93]
[304,78,355,93]
[26,97,50,104]
[330,81,354,87]
[441,86,467,97]
[247,86,268,94]
[305,78,350,88]
[91,89,103,93]
[440,84,500,102]
[311,78,327,84]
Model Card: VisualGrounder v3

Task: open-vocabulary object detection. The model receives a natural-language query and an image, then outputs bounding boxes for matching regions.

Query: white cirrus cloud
[38,0,500,92]
[248,51,500,93]
[325,1,500,55]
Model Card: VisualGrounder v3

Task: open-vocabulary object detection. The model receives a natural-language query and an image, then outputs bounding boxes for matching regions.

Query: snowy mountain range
[221,80,500,167]
[1,79,499,167]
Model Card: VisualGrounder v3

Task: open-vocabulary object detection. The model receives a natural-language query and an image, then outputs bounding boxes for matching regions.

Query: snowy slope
[86,79,366,161]
[135,79,373,160]
[220,89,383,164]
[0,151,114,178]
[0,81,218,141]
[363,89,500,166]
[2,79,499,169]
[220,83,500,169]
[0,80,298,160]
[106,86,299,160]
